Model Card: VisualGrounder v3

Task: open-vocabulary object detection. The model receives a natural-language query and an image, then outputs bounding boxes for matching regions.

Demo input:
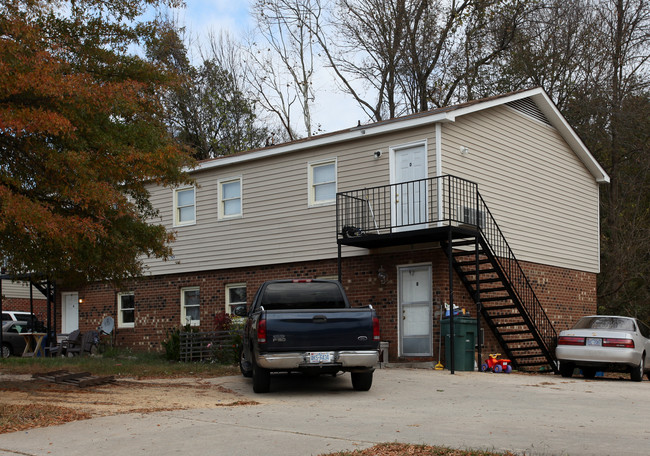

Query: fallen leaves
[0,403,91,434]
[320,443,518,456]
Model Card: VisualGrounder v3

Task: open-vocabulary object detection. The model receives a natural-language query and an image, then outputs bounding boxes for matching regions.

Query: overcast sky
[169,0,366,135]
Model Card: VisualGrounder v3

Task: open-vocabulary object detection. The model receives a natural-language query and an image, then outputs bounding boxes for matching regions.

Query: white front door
[391,143,428,230]
[398,265,432,356]
[62,292,79,333]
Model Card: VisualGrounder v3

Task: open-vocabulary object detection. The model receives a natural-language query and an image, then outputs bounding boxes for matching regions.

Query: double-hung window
[174,187,196,226]
[225,283,246,314]
[219,177,242,219]
[117,292,135,328]
[308,159,337,206]
[181,287,200,326]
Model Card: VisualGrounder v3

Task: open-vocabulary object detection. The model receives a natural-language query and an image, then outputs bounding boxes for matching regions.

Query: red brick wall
[1,298,48,321]
[65,247,597,359]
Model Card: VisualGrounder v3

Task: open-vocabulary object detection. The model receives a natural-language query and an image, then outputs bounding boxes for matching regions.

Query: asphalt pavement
[1,367,649,456]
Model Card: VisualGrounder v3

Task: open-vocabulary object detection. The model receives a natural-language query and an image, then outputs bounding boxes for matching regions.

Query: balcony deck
[337,223,480,250]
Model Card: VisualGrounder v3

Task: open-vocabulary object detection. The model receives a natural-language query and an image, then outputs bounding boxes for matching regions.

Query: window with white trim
[219,177,242,219]
[174,187,196,226]
[308,159,336,206]
[181,287,200,326]
[225,283,246,314]
[117,292,135,328]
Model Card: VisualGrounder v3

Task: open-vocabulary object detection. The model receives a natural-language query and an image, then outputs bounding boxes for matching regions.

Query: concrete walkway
[1,368,649,456]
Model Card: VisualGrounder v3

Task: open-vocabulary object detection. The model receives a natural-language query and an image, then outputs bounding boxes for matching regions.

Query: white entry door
[399,265,432,356]
[62,292,79,333]
[391,144,428,230]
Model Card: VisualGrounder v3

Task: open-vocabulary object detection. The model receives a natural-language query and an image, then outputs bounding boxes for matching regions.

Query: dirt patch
[0,373,257,433]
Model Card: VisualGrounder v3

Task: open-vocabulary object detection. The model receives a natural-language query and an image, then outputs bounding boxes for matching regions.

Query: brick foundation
[64,246,597,361]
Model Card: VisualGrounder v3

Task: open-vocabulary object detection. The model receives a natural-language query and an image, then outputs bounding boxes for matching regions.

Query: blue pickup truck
[235,279,380,393]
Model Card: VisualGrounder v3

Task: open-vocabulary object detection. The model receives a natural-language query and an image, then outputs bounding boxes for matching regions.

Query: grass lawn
[0,349,239,378]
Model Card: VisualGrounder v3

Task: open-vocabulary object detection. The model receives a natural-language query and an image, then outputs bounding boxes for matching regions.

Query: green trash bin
[441,316,477,371]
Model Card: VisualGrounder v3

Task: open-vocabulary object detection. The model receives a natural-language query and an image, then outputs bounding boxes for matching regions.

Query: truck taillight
[603,338,635,348]
[372,316,380,341]
[557,336,585,346]
[257,318,267,344]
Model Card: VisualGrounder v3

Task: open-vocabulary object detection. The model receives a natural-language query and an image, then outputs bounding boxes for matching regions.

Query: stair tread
[462,269,498,276]
[481,287,508,293]
[513,354,548,359]
[483,304,516,311]
[502,338,537,343]
[508,346,542,352]
[493,322,526,328]
[516,360,553,366]
[498,330,531,336]
[490,313,523,319]
[451,239,482,247]
[482,296,511,302]
[476,278,504,284]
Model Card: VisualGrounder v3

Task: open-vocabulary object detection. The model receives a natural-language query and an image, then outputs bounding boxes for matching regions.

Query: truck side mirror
[233,305,248,317]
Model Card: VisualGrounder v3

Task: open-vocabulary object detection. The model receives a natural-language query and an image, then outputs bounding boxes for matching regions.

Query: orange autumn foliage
[0,0,194,285]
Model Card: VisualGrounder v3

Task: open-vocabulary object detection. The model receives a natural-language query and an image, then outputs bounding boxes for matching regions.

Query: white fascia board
[194,112,457,173]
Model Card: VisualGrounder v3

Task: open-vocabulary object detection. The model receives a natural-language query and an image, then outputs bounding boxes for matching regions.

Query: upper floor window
[174,187,195,226]
[181,287,200,326]
[117,292,135,328]
[219,177,242,219]
[309,159,337,206]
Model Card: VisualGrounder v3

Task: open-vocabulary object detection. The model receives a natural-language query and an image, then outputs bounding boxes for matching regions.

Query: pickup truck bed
[236,280,380,393]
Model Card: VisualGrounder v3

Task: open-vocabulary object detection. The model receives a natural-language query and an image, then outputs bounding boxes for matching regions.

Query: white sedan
[556,315,650,381]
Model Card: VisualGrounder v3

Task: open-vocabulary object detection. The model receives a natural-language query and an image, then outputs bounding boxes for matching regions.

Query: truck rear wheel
[253,363,271,393]
[239,347,253,378]
[351,371,373,391]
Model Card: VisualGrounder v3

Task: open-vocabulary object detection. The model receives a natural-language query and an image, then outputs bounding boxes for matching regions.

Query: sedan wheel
[560,362,574,378]
[631,354,644,382]
[582,367,597,379]
[1,344,10,359]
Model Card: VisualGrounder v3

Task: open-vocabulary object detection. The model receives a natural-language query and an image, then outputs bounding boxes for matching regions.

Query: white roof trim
[195,88,609,184]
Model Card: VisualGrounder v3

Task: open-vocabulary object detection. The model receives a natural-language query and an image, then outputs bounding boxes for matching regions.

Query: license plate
[309,352,333,363]
[587,337,602,346]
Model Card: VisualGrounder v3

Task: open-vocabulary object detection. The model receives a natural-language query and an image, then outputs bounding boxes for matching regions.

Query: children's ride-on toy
[481,353,512,373]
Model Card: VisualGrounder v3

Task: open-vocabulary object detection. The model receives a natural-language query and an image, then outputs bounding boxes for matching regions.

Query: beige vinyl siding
[144,126,437,275]
[1,280,42,300]
[441,105,600,273]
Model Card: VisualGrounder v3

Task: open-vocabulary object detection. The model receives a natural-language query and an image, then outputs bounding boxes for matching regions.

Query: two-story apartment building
[62,88,609,370]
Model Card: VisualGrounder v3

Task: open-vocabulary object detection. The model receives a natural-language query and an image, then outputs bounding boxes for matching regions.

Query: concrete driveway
[1,368,648,456]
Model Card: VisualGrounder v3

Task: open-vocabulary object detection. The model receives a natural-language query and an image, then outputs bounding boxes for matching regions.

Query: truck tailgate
[263,308,377,352]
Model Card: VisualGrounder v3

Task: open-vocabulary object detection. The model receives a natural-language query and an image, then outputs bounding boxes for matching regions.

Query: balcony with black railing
[336,175,483,247]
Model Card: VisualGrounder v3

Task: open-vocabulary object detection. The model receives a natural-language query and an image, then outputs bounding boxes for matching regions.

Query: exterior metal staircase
[442,194,559,373]
[336,174,559,373]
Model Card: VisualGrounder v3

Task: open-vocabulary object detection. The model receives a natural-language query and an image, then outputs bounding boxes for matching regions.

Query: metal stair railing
[475,193,558,368]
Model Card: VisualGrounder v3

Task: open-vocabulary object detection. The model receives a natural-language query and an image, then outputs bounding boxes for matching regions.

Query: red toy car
[481,353,512,373]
